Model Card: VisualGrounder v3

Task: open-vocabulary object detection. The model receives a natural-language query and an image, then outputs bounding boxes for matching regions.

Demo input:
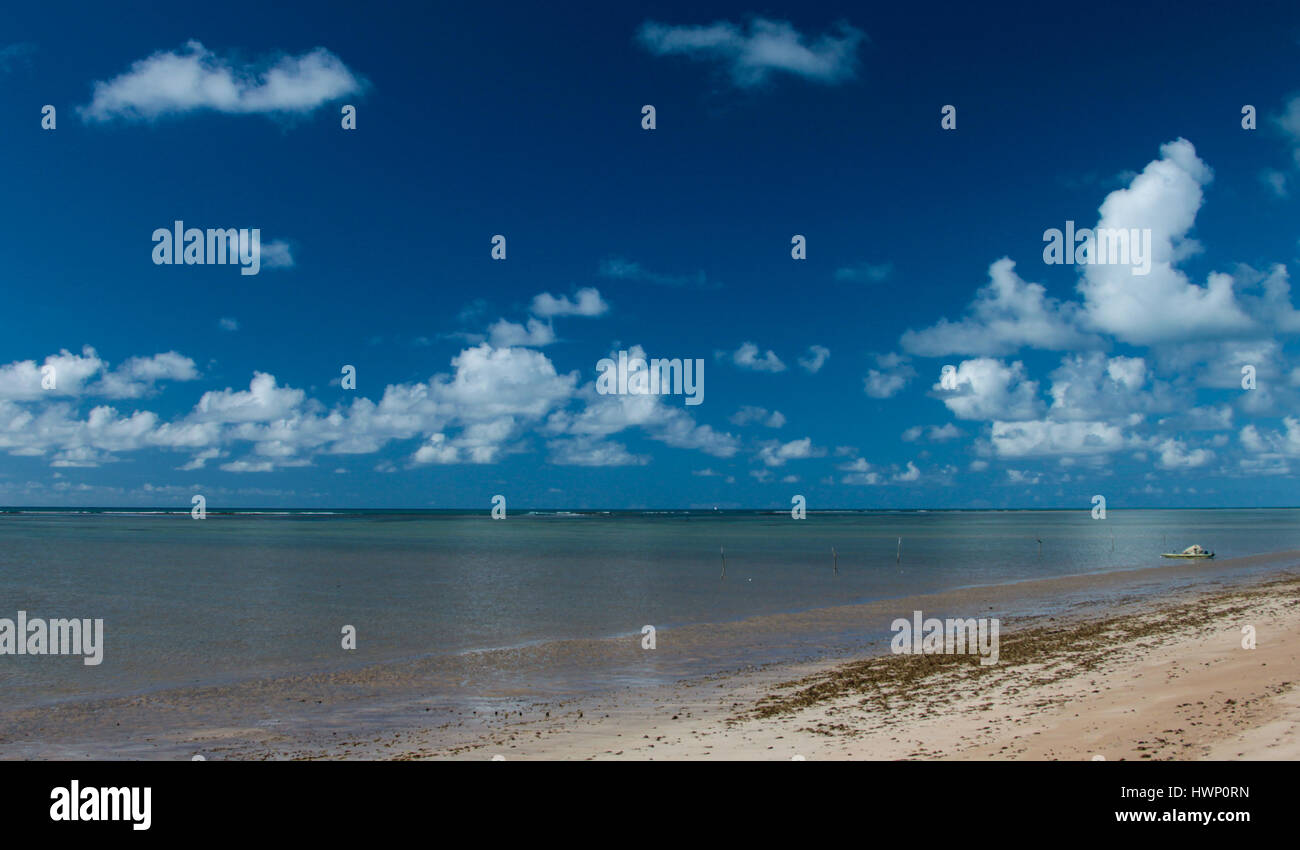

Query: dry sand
[400,572,1300,761]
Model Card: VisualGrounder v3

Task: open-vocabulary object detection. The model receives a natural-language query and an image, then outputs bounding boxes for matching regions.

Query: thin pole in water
[832,547,838,576]
[720,546,726,580]
[896,537,902,564]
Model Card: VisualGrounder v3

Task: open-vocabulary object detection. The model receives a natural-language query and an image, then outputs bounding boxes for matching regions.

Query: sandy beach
[4,555,1296,761]
[394,569,1300,761]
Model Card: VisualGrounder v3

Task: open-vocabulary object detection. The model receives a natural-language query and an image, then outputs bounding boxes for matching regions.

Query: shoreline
[1,552,1297,759]
[412,568,1300,761]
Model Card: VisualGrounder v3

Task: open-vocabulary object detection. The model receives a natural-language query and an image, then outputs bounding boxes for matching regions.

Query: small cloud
[730,406,785,428]
[1261,169,1288,198]
[833,262,892,283]
[798,345,830,373]
[720,341,786,373]
[260,240,294,269]
[0,43,36,73]
[757,437,823,467]
[598,257,719,290]
[636,18,865,89]
[218,317,239,331]
[530,287,609,318]
[892,461,921,482]
[863,353,915,398]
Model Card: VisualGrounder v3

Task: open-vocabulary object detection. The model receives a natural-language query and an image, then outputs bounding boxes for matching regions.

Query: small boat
[1162,544,1214,559]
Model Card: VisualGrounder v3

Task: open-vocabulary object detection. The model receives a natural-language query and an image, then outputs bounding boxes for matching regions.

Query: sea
[2,508,1297,713]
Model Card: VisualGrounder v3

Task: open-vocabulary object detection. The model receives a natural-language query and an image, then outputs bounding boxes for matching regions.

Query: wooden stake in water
[896,537,902,564]
[832,547,839,576]
[720,546,726,580]
[1036,537,1042,557]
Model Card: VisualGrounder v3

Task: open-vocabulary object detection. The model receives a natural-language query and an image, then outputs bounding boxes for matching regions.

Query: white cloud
[1155,438,1214,469]
[798,344,830,373]
[863,353,915,398]
[757,437,822,467]
[487,317,556,348]
[194,372,305,424]
[545,345,738,459]
[0,347,197,401]
[901,258,1099,356]
[1240,418,1300,457]
[636,18,864,88]
[730,406,785,427]
[934,358,1042,421]
[989,420,1126,458]
[893,461,920,482]
[260,240,294,269]
[81,41,364,121]
[723,342,786,373]
[1077,139,1256,345]
[530,287,609,318]
[547,437,649,467]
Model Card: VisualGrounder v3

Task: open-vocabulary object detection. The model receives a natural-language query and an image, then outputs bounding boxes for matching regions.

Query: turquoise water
[1,508,1297,707]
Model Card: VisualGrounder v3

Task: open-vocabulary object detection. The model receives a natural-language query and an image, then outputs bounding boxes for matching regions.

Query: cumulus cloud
[194,372,305,424]
[636,18,865,88]
[989,420,1127,458]
[1155,438,1214,469]
[902,258,1099,356]
[1045,352,1175,421]
[863,353,915,398]
[1241,418,1300,457]
[933,358,1042,421]
[1076,139,1256,344]
[477,287,610,349]
[0,347,197,401]
[893,461,921,482]
[544,345,738,461]
[80,41,364,121]
[547,436,649,467]
[530,287,609,318]
[721,342,786,373]
[757,437,823,466]
[487,318,556,348]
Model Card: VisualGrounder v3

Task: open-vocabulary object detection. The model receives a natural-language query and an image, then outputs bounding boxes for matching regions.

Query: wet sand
[412,570,1300,761]
[2,553,1297,760]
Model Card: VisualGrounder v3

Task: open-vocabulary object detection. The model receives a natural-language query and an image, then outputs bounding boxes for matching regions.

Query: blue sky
[2,0,1300,508]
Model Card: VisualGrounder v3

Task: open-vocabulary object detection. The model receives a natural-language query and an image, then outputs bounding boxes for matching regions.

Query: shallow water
[1,508,1297,710]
